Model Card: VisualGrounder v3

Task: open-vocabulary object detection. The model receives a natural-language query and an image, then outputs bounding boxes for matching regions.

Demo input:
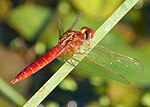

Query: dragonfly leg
[62,59,75,66]
[65,56,75,66]
[84,40,90,46]
[76,46,87,55]
[87,40,90,46]
[69,56,75,66]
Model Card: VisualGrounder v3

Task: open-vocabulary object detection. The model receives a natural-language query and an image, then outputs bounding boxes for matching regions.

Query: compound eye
[80,27,88,34]
[87,28,94,39]
[80,27,94,40]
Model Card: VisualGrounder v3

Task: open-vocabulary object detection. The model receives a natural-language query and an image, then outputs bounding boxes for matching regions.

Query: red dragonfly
[11,13,143,85]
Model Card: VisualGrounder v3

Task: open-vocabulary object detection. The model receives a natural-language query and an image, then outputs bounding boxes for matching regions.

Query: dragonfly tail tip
[10,79,18,84]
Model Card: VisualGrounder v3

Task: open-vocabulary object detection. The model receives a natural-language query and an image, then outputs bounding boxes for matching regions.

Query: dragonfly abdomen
[11,45,64,84]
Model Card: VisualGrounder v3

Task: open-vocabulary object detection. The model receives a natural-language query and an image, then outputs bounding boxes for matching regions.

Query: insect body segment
[58,27,94,60]
[11,13,142,85]
[11,26,94,84]
[11,45,64,84]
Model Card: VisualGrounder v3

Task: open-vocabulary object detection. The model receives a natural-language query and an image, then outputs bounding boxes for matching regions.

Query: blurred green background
[0,0,150,107]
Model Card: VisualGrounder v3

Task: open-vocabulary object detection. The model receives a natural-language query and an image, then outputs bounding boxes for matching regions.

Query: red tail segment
[11,45,64,84]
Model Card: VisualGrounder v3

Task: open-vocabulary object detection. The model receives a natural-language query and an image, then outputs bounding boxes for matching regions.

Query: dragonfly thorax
[58,27,94,60]
[59,27,94,47]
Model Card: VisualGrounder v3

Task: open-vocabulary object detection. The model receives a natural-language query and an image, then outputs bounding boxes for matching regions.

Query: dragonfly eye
[80,27,88,34]
[80,27,94,40]
[87,28,94,40]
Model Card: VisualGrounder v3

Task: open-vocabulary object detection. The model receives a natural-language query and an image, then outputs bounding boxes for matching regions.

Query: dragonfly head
[80,27,94,40]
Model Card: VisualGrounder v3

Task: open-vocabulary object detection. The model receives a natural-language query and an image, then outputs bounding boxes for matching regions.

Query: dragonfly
[11,13,143,85]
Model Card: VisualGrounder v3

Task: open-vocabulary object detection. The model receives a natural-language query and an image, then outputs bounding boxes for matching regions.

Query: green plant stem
[0,77,26,106]
[23,0,139,106]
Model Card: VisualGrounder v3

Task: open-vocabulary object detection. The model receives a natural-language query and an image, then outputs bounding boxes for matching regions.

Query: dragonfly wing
[87,45,143,75]
[75,45,143,84]
[59,12,82,38]
[76,54,130,84]
[67,12,83,31]
[57,17,65,37]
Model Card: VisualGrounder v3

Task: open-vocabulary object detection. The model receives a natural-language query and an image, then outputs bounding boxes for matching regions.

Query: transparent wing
[89,45,143,74]
[76,45,143,84]
[57,17,65,37]
[67,12,82,31]
[59,12,82,37]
